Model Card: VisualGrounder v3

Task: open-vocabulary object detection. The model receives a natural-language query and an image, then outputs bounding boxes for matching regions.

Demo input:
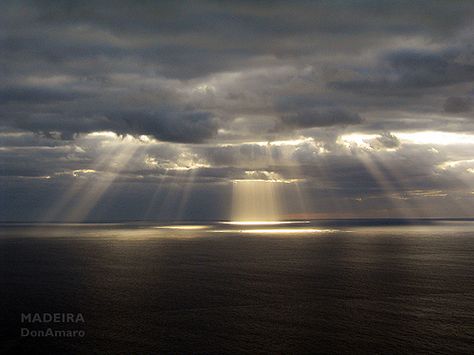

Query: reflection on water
[237,228,340,234]
[155,225,210,230]
[222,220,309,226]
[1,219,474,353]
[2,219,474,239]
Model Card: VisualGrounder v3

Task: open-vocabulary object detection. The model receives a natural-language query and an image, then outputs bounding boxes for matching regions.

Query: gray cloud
[330,49,474,96]
[111,111,219,143]
[444,96,471,113]
[371,132,400,150]
[2,1,474,139]
[279,109,363,129]
[0,86,88,104]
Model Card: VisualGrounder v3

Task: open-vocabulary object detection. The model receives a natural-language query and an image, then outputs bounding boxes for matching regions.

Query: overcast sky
[1,0,474,221]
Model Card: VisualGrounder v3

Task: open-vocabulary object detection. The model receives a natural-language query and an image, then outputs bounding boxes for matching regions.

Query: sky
[1,0,474,221]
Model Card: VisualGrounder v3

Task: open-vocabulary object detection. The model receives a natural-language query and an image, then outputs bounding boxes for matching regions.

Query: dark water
[1,220,474,354]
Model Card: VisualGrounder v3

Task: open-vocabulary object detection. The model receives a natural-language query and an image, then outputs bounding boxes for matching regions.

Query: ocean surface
[1,219,473,354]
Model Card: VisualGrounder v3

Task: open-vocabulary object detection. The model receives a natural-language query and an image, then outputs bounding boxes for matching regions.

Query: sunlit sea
[1,219,474,354]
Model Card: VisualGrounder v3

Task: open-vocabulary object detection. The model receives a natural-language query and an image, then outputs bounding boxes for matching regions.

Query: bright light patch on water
[222,221,309,226]
[155,225,210,230]
[238,228,339,234]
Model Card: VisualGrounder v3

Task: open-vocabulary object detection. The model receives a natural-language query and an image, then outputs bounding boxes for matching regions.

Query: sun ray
[41,144,123,222]
[175,168,198,220]
[369,153,431,217]
[357,152,414,218]
[63,144,140,221]
[144,169,170,220]
[231,178,281,222]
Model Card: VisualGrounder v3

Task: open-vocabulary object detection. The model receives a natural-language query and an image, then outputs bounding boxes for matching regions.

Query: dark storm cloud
[2,0,474,139]
[0,86,218,142]
[111,111,219,143]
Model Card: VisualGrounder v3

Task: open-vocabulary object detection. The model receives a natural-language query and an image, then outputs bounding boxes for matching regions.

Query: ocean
[1,220,473,354]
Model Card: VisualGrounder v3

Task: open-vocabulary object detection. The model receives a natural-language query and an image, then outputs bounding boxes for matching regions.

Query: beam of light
[365,152,474,218]
[144,169,170,219]
[292,179,307,216]
[368,153,444,218]
[43,135,141,222]
[229,138,311,222]
[146,150,210,220]
[41,144,123,222]
[155,180,181,220]
[277,163,308,219]
[64,143,140,221]
[154,171,197,221]
[433,160,474,216]
[309,156,351,219]
[231,179,281,222]
[337,128,474,217]
[262,142,309,221]
[175,168,198,220]
[356,152,416,218]
[230,142,282,222]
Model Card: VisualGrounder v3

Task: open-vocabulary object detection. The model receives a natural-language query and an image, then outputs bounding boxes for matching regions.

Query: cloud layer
[1,1,474,220]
